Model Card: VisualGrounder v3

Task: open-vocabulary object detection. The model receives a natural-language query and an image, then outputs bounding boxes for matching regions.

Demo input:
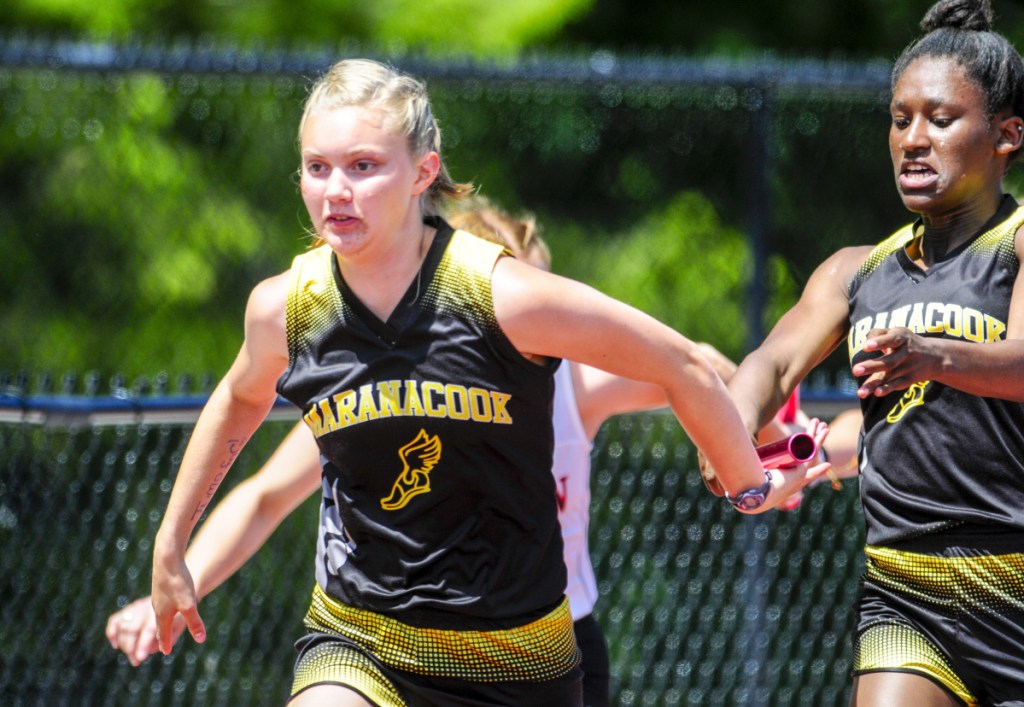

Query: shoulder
[808,244,875,298]
[279,245,340,312]
[829,244,877,271]
[862,223,915,265]
[427,231,511,311]
[252,269,292,300]
[492,257,596,322]
[964,197,1023,261]
[246,269,291,331]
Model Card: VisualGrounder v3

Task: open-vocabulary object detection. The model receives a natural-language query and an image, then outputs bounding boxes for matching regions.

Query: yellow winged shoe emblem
[380,429,443,511]
[886,381,929,423]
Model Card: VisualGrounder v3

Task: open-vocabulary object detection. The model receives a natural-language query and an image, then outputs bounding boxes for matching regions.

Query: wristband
[725,470,773,511]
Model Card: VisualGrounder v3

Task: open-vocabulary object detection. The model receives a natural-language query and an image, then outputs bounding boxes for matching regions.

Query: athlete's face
[889,56,1015,218]
[299,104,438,258]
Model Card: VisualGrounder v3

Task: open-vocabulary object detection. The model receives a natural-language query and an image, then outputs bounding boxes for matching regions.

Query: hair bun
[921,0,994,32]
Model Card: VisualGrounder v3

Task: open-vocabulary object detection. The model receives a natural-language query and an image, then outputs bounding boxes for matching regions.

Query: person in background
[717,1,1024,704]
[148,58,829,707]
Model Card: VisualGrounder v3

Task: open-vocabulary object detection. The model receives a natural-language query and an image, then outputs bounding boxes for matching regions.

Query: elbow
[682,341,723,382]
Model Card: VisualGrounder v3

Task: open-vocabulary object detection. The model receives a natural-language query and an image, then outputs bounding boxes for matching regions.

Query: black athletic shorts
[852,532,1024,707]
[573,614,610,707]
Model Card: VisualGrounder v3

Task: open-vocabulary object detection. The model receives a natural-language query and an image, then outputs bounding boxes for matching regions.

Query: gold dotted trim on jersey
[303,584,580,683]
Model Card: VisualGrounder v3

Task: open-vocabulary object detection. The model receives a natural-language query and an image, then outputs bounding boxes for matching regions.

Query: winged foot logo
[381,429,443,510]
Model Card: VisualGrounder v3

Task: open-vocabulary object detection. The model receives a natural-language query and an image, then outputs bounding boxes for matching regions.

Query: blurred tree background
[3,0,1024,384]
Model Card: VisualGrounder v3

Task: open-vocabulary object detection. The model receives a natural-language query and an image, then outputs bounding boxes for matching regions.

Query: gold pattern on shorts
[864,545,1024,611]
[854,622,976,706]
[292,637,407,706]
[854,545,1024,706]
[304,585,580,682]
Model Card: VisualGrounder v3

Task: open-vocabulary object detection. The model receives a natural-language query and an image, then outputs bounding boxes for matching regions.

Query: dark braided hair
[892,0,1024,142]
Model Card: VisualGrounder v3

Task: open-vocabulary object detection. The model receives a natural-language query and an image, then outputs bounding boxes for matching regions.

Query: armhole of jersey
[452,229,561,378]
[1007,206,1024,255]
[994,205,1024,272]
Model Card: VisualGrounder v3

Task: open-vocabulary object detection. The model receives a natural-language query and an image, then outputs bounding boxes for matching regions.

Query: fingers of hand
[774,457,831,493]
[155,611,176,655]
[182,606,207,645]
[864,327,910,353]
[807,417,829,444]
[808,460,833,481]
[134,620,160,665]
[857,371,888,398]
[778,490,804,512]
[106,610,143,661]
[104,614,121,648]
[108,609,135,631]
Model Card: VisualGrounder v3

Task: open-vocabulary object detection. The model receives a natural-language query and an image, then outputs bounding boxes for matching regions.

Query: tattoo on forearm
[219,436,247,469]
[189,436,247,522]
[190,502,209,522]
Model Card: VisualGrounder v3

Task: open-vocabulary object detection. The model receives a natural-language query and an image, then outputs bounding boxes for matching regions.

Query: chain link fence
[0,390,862,707]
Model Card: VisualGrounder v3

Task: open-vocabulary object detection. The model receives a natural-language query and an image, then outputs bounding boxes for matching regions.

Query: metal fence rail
[0,35,891,91]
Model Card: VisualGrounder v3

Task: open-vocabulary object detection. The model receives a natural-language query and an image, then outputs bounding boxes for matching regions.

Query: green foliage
[12,0,1011,385]
[556,0,1024,58]
[546,192,798,362]
[0,0,595,56]
[8,0,1024,58]
[0,59,881,383]
[0,69,306,379]
[367,0,595,56]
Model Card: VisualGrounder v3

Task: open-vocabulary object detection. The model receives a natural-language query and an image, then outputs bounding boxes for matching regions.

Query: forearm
[664,353,766,496]
[695,344,793,443]
[725,247,860,428]
[933,338,1024,400]
[185,422,321,601]
[855,333,1024,401]
[153,388,275,566]
[726,349,795,436]
[186,480,286,601]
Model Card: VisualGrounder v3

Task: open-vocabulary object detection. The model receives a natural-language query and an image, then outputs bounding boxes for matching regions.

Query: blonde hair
[299,58,474,216]
[448,197,551,269]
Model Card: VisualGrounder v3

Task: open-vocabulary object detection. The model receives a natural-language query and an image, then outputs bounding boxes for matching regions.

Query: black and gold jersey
[848,195,1024,546]
[277,217,565,630]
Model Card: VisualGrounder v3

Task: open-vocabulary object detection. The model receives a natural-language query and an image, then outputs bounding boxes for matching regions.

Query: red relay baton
[756,432,817,468]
